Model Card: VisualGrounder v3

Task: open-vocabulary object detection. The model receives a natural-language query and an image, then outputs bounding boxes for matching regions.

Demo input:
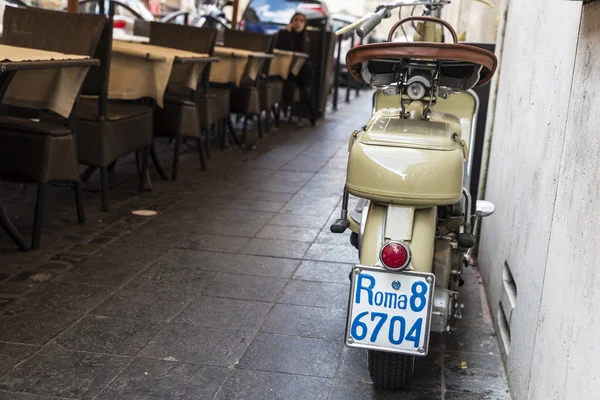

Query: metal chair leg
[242,113,250,145]
[100,166,109,212]
[205,127,212,160]
[220,119,228,149]
[196,137,207,171]
[31,183,47,250]
[172,133,182,181]
[139,146,151,192]
[151,142,170,181]
[257,114,263,138]
[227,116,241,146]
[74,181,85,224]
[265,109,270,133]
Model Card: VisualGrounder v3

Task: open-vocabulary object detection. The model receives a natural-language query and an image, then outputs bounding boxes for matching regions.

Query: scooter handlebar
[357,9,387,38]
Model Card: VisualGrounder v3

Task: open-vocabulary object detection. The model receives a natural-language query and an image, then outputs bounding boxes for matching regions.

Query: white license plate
[345,266,435,356]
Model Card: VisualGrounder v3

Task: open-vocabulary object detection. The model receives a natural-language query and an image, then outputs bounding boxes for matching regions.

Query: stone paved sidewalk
[0,94,509,399]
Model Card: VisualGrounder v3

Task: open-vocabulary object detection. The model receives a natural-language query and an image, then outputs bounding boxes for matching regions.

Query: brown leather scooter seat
[345,17,497,90]
[346,42,497,89]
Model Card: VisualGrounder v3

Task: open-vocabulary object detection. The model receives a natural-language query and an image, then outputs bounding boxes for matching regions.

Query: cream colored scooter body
[347,91,478,274]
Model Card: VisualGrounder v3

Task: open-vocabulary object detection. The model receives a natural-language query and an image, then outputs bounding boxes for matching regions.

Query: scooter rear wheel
[368,350,415,389]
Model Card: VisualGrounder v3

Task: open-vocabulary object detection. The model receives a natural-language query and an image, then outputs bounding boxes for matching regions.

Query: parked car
[240,0,330,34]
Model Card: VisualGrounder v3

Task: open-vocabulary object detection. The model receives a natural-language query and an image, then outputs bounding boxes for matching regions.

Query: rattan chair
[223,30,276,143]
[0,7,105,249]
[150,22,224,179]
[65,19,153,212]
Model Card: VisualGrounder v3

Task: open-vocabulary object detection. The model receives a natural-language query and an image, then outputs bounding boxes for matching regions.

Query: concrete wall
[478,1,600,399]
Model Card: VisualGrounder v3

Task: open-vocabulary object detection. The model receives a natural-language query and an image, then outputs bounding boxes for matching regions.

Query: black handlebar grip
[357,10,385,38]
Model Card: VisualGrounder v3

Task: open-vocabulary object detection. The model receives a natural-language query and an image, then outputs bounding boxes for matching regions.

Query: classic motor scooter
[329,0,498,390]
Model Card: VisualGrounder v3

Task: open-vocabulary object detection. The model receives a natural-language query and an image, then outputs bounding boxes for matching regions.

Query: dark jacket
[276,29,310,53]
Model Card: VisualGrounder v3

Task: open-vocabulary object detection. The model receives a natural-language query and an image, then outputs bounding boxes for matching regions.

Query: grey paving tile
[0,307,82,345]
[179,234,250,253]
[226,199,286,213]
[0,347,130,399]
[54,315,166,356]
[8,282,114,314]
[240,190,294,203]
[133,264,216,297]
[444,352,506,395]
[271,171,316,183]
[190,219,265,238]
[268,213,330,229]
[237,333,343,378]
[88,245,166,267]
[152,249,235,271]
[56,260,146,287]
[0,343,40,376]
[202,273,287,302]
[278,280,349,310]
[214,369,332,400]
[293,260,352,284]
[96,358,229,400]
[445,391,509,400]
[240,238,310,259]
[329,381,441,400]
[92,283,190,322]
[0,392,62,400]
[0,283,115,345]
[183,208,276,225]
[175,296,272,330]
[140,322,253,366]
[315,229,352,245]
[256,225,320,242]
[337,347,370,383]
[304,243,359,264]
[280,202,336,217]
[261,304,346,340]
[220,255,300,278]
[120,224,194,248]
[446,322,500,355]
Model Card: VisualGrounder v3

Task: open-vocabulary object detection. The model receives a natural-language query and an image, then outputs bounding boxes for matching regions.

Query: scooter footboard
[359,203,436,273]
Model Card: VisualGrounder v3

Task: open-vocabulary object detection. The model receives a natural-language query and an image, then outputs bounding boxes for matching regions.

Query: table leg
[0,201,29,251]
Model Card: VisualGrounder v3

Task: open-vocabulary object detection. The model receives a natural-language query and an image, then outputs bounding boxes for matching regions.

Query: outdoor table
[0,44,100,251]
[270,50,309,80]
[210,46,273,86]
[108,39,219,181]
[110,40,218,107]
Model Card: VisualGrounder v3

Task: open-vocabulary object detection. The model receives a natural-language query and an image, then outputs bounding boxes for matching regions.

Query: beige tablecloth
[109,40,209,107]
[270,49,307,79]
[0,44,90,118]
[210,46,268,86]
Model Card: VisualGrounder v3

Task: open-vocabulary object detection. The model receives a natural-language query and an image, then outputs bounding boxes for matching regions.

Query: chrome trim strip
[464,89,480,191]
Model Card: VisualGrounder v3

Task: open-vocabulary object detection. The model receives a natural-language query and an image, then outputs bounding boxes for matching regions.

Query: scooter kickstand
[330,188,350,233]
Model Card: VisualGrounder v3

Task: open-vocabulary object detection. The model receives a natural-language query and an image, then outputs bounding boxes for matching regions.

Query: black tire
[368,350,415,389]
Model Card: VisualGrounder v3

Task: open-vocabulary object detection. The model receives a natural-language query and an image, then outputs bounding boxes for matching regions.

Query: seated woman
[276,12,315,92]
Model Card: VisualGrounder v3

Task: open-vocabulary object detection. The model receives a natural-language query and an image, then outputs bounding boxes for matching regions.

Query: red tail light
[113,20,127,29]
[380,241,411,270]
[299,4,328,16]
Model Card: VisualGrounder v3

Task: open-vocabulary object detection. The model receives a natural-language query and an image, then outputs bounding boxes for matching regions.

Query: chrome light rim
[379,240,412,271]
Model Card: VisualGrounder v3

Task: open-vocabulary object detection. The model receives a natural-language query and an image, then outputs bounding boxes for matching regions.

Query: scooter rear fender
[359,202,436,273]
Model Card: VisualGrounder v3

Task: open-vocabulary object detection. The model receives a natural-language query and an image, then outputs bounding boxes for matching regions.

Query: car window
[244,0,304,25]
